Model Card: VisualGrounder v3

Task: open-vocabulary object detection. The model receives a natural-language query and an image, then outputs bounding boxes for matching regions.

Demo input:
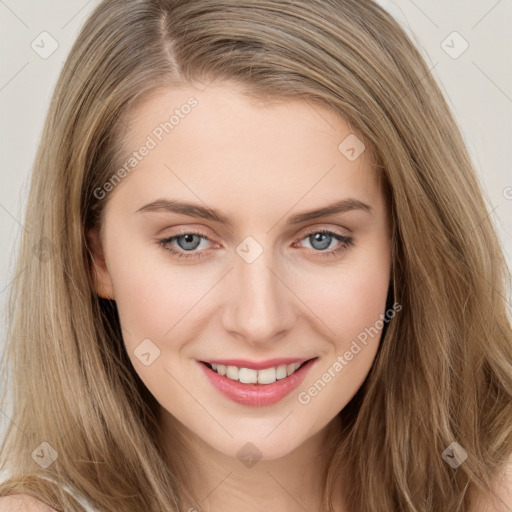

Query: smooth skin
[89,82,391,511]
[3,83,509,511]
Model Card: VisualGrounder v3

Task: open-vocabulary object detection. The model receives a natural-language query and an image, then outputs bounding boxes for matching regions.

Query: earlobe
[87,227,115,300]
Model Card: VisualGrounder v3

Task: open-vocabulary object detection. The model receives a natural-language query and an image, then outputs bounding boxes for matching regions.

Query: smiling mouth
[200,357,318,385]
[198,357,318,406]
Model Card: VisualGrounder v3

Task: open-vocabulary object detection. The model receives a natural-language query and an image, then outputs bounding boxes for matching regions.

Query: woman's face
[90,82,391,461]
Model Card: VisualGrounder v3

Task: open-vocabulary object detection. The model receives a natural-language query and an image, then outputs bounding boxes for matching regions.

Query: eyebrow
[135,198,372,227]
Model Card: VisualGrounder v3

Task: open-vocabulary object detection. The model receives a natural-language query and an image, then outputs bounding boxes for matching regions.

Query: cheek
[292,246,391,346]
[292,242,390,414]
[336,266,389,344]
[106,240,212,348]
[296,295,389,423]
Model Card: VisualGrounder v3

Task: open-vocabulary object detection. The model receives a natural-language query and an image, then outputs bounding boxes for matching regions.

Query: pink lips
[197,357,317,407]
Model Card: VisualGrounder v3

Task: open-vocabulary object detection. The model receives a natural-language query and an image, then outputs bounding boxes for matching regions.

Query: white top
[40,475,100,511]
[0,471,100,512]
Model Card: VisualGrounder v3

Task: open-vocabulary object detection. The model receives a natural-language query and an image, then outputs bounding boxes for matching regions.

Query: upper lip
[200,357,316,370]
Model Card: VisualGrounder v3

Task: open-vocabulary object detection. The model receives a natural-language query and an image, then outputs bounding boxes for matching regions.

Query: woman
[0,0,511,510]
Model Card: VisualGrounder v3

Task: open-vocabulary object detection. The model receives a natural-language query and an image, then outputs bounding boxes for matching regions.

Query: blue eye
[296,228,353,258]
[158,228,353,260]
[159,231,212,260]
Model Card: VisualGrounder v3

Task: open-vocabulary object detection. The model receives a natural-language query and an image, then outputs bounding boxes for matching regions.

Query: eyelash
[158,228,354,261]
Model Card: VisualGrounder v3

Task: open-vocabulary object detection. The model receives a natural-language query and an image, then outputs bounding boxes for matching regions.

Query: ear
[87,226,115,300]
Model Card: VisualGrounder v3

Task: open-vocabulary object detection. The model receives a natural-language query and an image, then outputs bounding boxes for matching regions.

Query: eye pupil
[177,234,201,250]
[309,232,332,251]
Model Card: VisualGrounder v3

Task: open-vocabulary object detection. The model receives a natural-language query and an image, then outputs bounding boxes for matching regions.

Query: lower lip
[197,358,317,407]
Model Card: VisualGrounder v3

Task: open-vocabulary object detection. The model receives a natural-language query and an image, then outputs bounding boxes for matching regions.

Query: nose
[221,249,296,346]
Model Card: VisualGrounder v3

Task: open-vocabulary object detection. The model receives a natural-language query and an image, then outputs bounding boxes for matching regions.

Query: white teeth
[257,367,276,384]
[287,363,300,375]
[276,364,288,380]
[239,368,258,384]
[208,361,306,384]
[226,366,239,380]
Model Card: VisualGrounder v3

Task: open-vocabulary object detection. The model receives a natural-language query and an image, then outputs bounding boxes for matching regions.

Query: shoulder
[470,457,512,511]
[0,494,57,511]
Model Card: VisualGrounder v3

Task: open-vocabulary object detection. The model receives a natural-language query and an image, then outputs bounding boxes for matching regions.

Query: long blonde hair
[1,0,511,510]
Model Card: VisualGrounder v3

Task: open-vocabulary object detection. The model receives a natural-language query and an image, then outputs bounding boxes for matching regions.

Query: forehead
[109,83,385,217]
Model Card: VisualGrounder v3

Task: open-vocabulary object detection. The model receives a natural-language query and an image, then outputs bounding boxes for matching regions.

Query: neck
[159,411,346,512]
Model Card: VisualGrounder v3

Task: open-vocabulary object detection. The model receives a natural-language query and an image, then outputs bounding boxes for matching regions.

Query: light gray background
[0,1,511,439]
